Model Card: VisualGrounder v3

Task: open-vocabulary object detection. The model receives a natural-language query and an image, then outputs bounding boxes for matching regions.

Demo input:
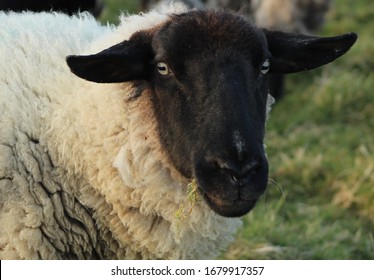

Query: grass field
[98,0,374,259]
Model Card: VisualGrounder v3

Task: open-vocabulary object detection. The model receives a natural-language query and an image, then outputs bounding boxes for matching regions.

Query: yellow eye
[157,62,171,75]
[261,59,270,74]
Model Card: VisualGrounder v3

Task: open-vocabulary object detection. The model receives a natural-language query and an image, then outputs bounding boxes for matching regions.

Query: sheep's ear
[66,32,154,83]
[264,30,357,73]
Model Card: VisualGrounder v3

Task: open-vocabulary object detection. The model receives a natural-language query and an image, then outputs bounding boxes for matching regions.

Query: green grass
[98,0,374,259]
[99,0,140,24]
[224,0,374,259]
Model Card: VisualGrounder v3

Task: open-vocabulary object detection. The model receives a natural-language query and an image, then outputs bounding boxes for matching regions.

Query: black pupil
[158,66,167,72]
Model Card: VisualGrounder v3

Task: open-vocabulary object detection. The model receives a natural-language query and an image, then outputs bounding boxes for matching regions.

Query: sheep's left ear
[264,30,357,73]
[66,32,154,83]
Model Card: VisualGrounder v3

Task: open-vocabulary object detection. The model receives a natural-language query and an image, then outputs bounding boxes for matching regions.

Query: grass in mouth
[175,179,200,229]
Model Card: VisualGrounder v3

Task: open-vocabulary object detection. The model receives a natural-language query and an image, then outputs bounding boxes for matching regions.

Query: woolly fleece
[0,5,273,259]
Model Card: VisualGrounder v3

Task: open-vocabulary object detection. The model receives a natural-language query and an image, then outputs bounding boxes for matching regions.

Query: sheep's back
[0,12,109,259]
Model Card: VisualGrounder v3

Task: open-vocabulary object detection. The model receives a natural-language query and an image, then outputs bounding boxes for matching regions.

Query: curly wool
[1,4,263,259]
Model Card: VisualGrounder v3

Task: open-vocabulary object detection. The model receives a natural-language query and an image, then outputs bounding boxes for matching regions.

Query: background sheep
[0,0,103,17]
[250,0,331,33]
[0,4,356,259]
[141,0,331,33]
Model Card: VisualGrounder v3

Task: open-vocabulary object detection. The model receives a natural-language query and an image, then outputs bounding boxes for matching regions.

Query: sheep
[0,0,103,18]
[0,4,356,259]
[141,0,332,99]
[251,0,331,33]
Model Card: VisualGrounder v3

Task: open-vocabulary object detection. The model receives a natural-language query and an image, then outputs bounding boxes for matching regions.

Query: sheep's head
[67,10,357,217]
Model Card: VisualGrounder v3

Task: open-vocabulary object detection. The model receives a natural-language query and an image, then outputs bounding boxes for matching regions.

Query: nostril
[206,157,234,172]
[231,174,239,182]
[236,160,260,181]
[243,160,260,176]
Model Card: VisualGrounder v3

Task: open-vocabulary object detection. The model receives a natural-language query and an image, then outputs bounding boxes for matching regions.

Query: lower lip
[204,192,256,208]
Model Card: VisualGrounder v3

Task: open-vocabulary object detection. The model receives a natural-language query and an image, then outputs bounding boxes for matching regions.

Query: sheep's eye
[157,62,171,76]
[260,59,270,74]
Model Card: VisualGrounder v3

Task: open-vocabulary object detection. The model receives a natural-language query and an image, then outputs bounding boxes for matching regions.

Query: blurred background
[3,0,372,259]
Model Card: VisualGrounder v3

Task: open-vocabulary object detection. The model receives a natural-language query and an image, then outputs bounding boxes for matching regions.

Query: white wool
[0,6,248,260]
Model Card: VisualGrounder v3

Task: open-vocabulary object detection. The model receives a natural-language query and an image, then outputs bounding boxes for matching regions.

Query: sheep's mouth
[201,190,258,218]
[192,158,267,217]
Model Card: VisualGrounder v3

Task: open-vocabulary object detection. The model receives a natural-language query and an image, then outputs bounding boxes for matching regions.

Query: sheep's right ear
[264,30,357,73]
[66,32,154,83]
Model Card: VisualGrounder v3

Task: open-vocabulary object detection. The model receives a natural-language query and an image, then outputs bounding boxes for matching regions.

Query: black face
[149,12,270,217]
[66,9,357,218]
